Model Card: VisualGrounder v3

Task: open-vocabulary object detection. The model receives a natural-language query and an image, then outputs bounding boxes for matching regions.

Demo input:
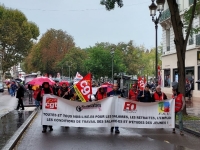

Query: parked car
[0,82,4,92]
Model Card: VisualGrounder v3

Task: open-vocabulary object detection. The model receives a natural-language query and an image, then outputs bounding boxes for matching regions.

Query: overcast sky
[0,0,162,49]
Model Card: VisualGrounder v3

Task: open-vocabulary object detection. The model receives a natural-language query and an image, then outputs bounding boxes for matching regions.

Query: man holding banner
[107,83,122,134]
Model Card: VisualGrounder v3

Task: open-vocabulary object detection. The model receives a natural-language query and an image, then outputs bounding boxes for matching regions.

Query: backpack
[36,91,43,101]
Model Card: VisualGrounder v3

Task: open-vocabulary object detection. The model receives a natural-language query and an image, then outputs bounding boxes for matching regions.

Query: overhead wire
[11,1,149,12]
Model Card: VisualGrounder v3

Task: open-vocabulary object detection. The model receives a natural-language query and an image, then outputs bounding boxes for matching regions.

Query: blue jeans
[10,89,15,96]
[35,100,40,107]
[175,111,183,131]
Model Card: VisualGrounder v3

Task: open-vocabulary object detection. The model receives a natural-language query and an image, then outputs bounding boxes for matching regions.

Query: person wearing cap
[172,87,185,136]
[152,85,168,102]
[128,84,138,101]
[41,82,53,133]
[137,84,152,102]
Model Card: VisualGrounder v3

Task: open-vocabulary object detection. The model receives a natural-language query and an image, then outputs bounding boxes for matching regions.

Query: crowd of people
[7,79,185,135]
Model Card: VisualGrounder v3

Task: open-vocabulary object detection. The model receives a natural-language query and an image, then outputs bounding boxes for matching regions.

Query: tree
[0,5,39,75]
[24,29,75,76]
[84,43,126,80]
[58,47,87,78]
[100,0,197,114]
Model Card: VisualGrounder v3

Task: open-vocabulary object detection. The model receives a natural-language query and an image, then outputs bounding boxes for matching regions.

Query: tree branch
[185,0,197,47]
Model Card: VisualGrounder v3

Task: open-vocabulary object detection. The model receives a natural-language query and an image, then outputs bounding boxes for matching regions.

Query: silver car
[0,82,4,92]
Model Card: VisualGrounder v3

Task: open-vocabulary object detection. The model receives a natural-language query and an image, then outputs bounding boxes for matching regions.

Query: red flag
[158,66,161,86]
[74,73,92,102]
[138,76,146,91]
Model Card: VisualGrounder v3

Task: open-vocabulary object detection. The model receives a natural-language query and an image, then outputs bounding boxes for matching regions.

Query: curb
[2,109,38,150]
[175,124,200,137]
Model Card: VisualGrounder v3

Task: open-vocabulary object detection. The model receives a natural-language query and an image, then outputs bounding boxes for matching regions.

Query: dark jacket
[107,90,122,97]
[137,90,152,102]
[53,85,60,96]
[58,87,74,100]
[16,86,24,99]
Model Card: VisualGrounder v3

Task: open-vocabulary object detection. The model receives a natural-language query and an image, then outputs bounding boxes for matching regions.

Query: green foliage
[0,5,39,74]
[183,0,200,36]
[100,0,123,11]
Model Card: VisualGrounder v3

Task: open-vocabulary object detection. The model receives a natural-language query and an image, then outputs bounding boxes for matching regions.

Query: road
[14,110,200,150]
[0,91,18,117]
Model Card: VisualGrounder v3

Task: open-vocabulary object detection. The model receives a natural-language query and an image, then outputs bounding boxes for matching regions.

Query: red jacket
[96,90,107,100]
[128,89,138,101]
[33,90,40,99]
[172,93,183,112]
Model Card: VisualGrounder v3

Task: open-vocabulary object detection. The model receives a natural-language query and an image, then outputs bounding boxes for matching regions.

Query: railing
[196,34,200,45]
[189,38,194,45]
[160,8,171,23]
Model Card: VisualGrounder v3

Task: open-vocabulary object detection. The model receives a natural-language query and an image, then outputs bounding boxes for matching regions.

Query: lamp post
[149,0,165,81]
[66,61,72,80]
[110,48,115,84]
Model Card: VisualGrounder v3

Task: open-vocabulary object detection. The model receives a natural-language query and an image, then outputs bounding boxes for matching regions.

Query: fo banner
[42,94,175,128]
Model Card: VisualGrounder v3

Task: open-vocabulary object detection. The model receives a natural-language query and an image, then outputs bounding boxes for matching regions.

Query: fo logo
[45,98,57,109]
[123,102,136,111]
[158,102,170,113]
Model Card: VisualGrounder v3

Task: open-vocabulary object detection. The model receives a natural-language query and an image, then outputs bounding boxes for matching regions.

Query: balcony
[189,0,194,6]
[196,34,200,46]
[160,9,171,23]
[189,38,194,45]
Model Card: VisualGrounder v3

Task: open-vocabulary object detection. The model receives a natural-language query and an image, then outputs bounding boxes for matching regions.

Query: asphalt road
[14,111,200,150]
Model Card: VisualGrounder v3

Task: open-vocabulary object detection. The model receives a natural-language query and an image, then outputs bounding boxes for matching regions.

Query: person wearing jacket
[128,84,138,101]
[33,86,41,108]
[58,83,73,100]
[137,85,152,102]
[172,87,185,136]
[15,83,24,110]
[152,86,168,102]
[107,83,122,134]
[96,87,107,100]
[41,82,53,133]
[53,81,60,96]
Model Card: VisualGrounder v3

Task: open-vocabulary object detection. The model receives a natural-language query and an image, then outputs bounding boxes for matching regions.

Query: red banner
[138,77,146,91]
[74,73,92,102]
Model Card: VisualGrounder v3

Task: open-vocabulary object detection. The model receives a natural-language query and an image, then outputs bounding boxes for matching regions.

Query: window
[164,69,171,87]
[166,29,170,51]
[173,67,195,89]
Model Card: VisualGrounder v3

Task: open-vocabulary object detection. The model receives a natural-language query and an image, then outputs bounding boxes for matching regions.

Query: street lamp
[149,0,165,81]
[110,48,115,84]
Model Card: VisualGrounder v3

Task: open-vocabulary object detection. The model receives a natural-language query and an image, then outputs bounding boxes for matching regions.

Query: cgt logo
[45,98,57,109]
[158,102,170,113]
[123,102,136,111]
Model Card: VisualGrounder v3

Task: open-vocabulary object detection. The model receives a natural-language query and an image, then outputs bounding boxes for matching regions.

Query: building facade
[160,0,200,97]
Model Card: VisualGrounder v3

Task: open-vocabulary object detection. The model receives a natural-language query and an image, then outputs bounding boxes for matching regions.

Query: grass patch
[176,115,200,121]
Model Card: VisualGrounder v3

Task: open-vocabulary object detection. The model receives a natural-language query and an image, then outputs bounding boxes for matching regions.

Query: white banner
[42,94,175,128]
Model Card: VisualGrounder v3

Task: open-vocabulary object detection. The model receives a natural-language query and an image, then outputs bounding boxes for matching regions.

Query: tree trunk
[167,0,187,114]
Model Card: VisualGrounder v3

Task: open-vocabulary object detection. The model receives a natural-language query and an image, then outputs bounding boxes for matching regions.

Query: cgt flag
[74,73,92,102]
[138,76,146,91]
